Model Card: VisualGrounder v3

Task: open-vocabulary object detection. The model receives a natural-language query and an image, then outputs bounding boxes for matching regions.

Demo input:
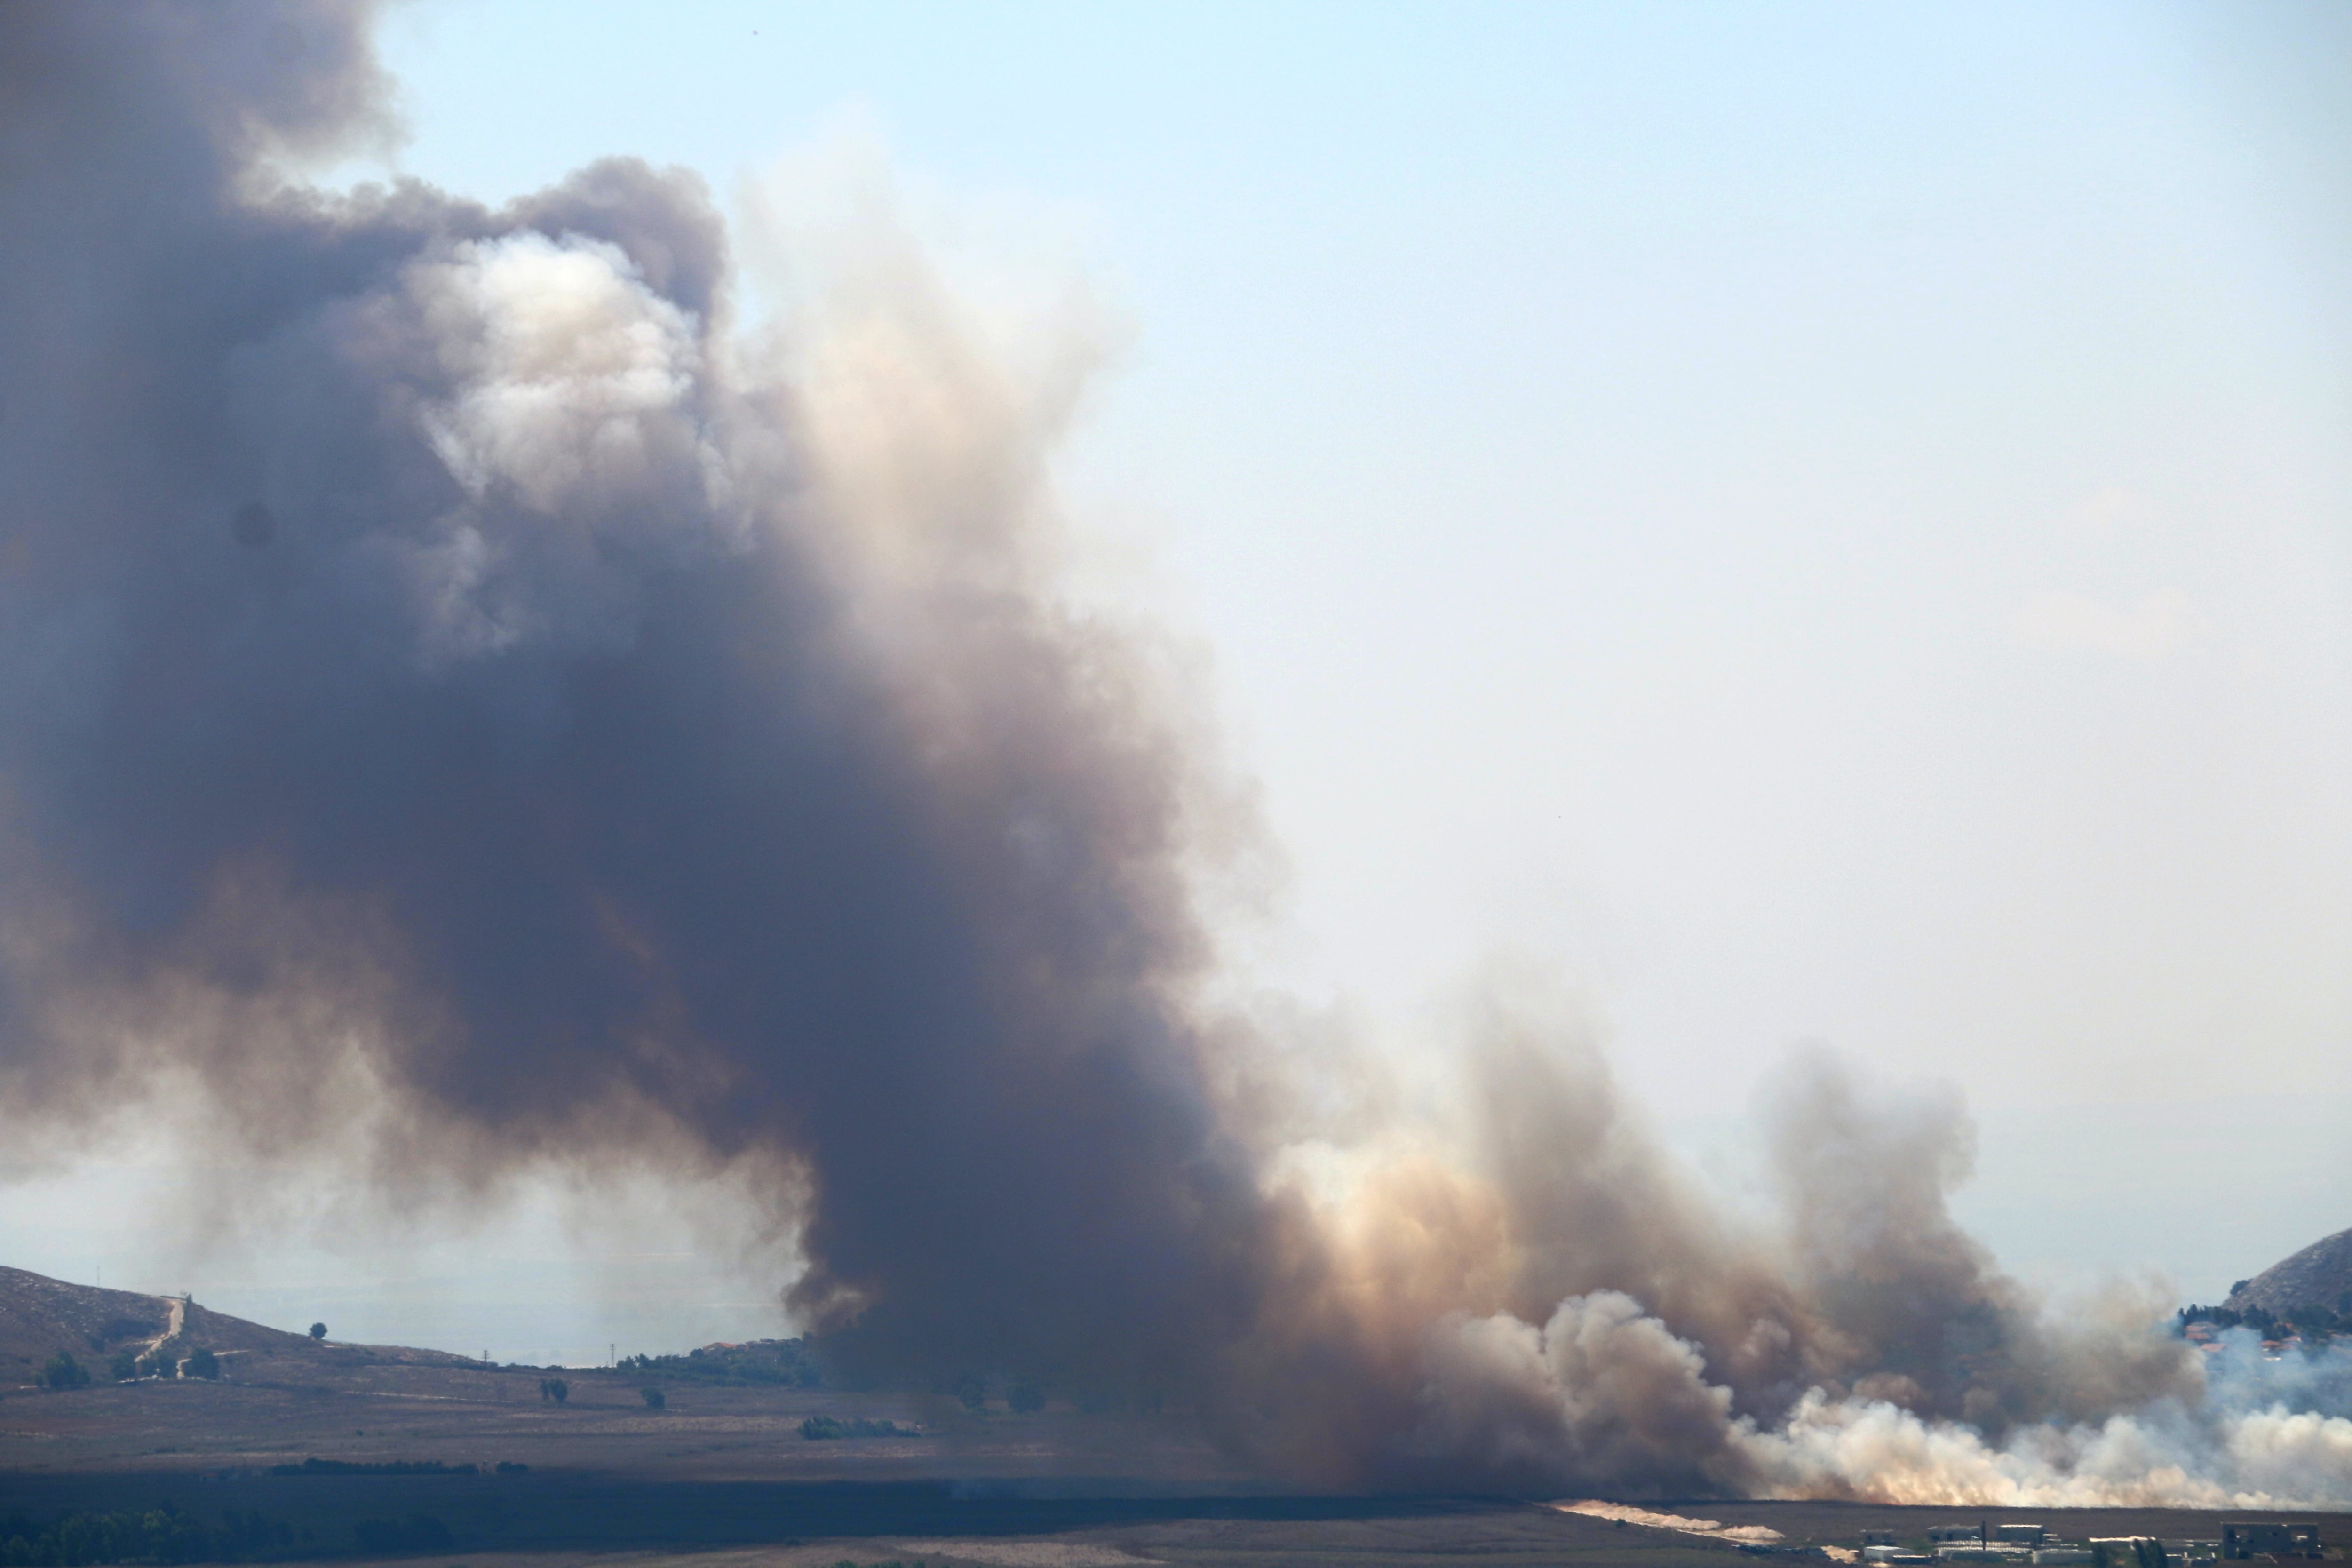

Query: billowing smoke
[1,0,2345,1508]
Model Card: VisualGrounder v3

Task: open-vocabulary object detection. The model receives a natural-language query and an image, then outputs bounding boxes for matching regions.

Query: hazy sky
[8,0,2347,1361]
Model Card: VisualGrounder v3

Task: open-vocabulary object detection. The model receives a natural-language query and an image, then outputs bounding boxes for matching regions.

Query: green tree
[185,1347,220,1380]
[309,1322,327,1340]
[38,1351,90,1389]
[640,1386,666,1409]
[108,1350,138,1381]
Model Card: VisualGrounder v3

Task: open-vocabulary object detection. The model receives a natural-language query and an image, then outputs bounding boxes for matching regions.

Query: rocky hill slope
[2223,1225,2352,1317]
[0,1266,186,1370]
[0,1263,477,1384]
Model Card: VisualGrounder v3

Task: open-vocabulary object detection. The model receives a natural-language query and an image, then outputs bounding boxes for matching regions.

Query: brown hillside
[0,1266,181,1372]
[0,1263,478,1384]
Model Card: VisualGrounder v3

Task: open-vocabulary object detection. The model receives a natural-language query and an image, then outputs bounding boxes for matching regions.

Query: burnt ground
[0,1361,2342,1568]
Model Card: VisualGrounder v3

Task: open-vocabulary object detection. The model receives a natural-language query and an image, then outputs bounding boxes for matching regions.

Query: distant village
[1856,1520,2322,1567]
[2176,1293,2351,1356]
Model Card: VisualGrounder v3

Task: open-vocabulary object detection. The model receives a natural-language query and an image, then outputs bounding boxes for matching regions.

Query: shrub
[37,1353,90,1390]
[799,1415,906,1440]
[184,1348,219,1380]
[2287,1302,2341,1336]
[640,1386,665,1409]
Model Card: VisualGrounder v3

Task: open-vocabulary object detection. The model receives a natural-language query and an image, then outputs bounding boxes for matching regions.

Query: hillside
[0,1264,477,1384]
[0,1267,184,1372]
[2223,1224,2352,1316]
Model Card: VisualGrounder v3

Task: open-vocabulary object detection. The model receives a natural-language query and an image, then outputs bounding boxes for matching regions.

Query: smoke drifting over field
[1,0,2345,1507]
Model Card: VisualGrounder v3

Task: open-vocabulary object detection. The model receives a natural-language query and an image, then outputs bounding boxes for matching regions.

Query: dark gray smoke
[3,0,2345,1506]
[0,0,1271,1399]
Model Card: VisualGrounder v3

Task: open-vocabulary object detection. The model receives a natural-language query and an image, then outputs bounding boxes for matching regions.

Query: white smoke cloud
[1410,1291,2352,1507]
[347,230,728,666]
[408,232,713,517]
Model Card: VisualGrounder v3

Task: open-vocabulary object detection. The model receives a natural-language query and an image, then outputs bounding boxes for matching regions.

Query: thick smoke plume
[2,0,2346,1507]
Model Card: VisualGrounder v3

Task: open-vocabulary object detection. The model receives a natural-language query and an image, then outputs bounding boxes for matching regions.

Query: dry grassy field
[0,1356,2341,1568]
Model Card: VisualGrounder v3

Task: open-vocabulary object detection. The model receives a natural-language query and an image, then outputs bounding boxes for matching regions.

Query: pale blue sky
[8,1,2347,1361]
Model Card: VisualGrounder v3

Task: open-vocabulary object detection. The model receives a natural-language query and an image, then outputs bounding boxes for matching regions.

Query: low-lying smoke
[1,0,2345,1507]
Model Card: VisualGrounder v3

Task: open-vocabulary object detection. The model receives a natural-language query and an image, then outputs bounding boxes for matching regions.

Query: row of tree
[799,1415,908,1440]
[2177,1298,2349,1339]
[0,1505,453,1565]
[0,1507,294,1566]
[616,1338,821,1387]
[34,1346,218,1389]
[601,1341,1146,1417]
